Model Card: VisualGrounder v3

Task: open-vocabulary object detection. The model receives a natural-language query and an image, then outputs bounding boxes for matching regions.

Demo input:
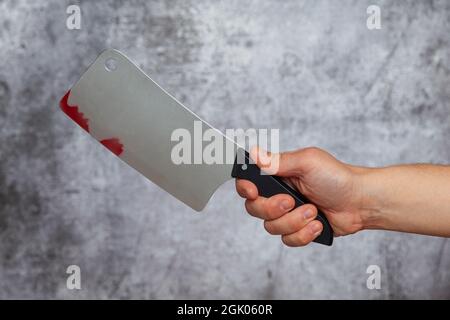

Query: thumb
[249,146,306,177]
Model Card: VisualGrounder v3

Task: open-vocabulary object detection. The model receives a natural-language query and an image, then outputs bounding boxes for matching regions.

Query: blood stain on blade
[59,90,124,157]
[59,90,90,132]
[100,138,124,156]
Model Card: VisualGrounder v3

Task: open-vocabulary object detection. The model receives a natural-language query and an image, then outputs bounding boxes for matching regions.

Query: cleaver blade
[60,49,333,246]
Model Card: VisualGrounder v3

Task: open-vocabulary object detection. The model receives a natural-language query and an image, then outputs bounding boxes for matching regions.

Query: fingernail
[311,222,322,234]
[303,209,314,220]
[280,200,292,211]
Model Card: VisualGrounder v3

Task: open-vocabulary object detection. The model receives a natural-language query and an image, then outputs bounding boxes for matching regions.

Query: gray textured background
[0,0,449,299]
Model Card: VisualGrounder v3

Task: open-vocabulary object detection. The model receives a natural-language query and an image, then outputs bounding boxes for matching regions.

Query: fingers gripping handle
[231,149,334,246]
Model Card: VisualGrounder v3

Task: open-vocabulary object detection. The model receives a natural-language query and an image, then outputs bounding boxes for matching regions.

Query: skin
[236,146,450,247]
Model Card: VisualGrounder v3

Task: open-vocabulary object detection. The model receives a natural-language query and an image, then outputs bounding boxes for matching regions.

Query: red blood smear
[100,138,124,156]
[59,90,90,132]
[59,90,125,157]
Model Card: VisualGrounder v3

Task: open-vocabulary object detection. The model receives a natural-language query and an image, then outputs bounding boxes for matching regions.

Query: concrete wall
[0,0,449,299]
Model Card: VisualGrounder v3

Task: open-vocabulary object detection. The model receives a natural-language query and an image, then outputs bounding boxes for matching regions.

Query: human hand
[236,147,370,247]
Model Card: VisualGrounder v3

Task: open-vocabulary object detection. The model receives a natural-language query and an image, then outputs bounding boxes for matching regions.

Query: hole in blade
[105,57,117,72]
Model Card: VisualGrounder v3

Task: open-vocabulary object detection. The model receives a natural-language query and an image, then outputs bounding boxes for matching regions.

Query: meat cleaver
[59,49,333,246]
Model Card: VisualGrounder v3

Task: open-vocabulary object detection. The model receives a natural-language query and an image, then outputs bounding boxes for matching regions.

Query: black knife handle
[231,149,333,246]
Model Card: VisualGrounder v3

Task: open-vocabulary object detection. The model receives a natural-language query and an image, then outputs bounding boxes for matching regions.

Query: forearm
[359,164,450,237]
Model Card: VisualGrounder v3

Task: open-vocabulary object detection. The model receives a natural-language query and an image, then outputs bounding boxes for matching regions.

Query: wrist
[354,167,390,231]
